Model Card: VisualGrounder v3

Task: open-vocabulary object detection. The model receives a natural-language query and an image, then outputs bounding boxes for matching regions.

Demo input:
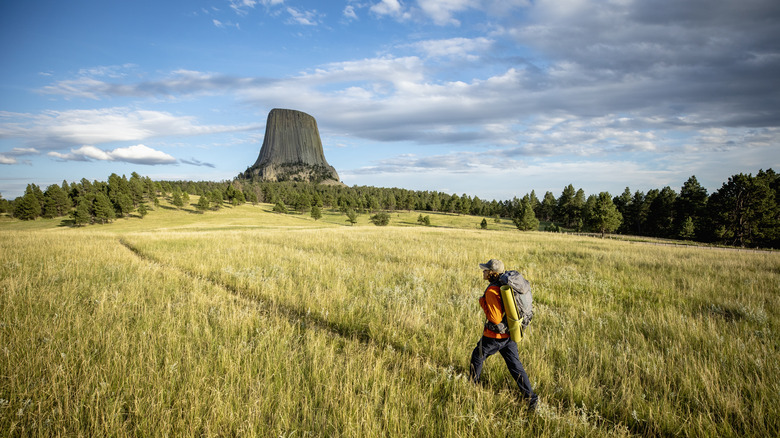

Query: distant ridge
[239,108,342,184]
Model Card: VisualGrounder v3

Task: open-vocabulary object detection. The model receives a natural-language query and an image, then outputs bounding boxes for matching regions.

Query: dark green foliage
[171,191,183,209]
[646,187,677,238]
[93,192,115,224]
[244,189,259,205]
[480,218,488,229]
[71,199,91,226]
[586,192,623,237]
[613,188,633,234]
[707,170,778,247]
[129,177,145,207]
[556,184,583,228]
[115,193,134,217]
[310,205,322,220]
[42,194,59,219]
[138,203,148,218]
[14,189,41,220]
[512,198,539,231]
[678,216,695,240]
[675,176,708,239]
[0,194,10,214]
[272,201,288,214]
[225,184,245,206]
[209,190,223,209]
[294,192,312,213]
[42,184,71,218]
[196,195,210,212]
[345,209,358,225]
[528,190,540,218]
[8,168,779,248]
[370,211,390,226]
[28,183,45,208]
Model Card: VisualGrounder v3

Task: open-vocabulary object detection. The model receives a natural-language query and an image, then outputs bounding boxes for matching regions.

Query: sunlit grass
[2,201,778,436]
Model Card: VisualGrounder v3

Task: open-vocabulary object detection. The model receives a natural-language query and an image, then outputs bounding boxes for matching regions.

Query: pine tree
[708,171,777,247]
[171,190,183,209]
[345,209,358,226]
[529,190,540,218]
[244,189,258,205]
[310,205,322,221]
[14,190,41,220]
[675,176,708,239]
[93,192,115,224]
[42,184,71,217]
[0,194,9,214]
[459,194,471,216]
[646,187,677,238]
[29,183,45,209]
[272,201,288,214]
[196,195,210,212]
[513,198,539,231]
[614,187,633,234]
[370,211,390,226]
[115,193,133,217]
[678,216,695,240]
[129,177,145,207]
[71,199,91,226]
[556,184,577,227]
[209,190,223,209]
[589,192,623,237]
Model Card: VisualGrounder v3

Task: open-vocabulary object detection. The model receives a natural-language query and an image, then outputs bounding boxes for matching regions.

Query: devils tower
[240,109,341,184]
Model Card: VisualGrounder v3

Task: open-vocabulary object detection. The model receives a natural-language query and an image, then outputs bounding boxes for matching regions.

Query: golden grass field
[1,199,778,437]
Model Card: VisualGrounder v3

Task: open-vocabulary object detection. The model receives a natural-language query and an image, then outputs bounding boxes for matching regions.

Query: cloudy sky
[1,0,778,201]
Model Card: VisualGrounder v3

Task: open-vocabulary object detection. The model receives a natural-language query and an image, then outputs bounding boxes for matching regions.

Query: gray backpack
[499,270,534,329]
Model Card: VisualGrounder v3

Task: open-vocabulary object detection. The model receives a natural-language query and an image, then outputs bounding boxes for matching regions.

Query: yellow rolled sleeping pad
[500,285,523,342]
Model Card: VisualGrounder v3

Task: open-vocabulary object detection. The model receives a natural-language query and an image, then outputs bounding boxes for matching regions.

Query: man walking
[469,259,538,410]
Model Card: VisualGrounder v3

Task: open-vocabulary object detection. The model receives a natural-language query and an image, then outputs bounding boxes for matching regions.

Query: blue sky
[1,0,778,201]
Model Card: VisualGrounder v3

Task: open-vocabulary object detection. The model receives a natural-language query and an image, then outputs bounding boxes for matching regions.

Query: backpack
[483,270,534,338]
[498,270,534,329]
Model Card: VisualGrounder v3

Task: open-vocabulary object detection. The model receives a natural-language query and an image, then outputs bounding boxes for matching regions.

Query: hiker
[469,258,538,410]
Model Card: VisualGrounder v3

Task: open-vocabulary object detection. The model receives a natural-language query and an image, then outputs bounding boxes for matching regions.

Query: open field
[2,201,779,436]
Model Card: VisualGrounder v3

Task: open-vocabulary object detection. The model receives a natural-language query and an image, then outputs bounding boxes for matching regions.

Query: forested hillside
[2,169,778,248]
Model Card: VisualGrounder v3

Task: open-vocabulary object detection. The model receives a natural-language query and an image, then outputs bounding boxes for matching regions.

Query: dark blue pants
[469,336,537,403]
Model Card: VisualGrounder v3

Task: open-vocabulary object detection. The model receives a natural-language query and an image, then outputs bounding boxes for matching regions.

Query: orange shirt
[479,284,509,339]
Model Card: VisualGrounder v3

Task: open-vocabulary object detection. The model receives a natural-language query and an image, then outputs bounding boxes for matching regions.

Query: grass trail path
[118,237,636,437]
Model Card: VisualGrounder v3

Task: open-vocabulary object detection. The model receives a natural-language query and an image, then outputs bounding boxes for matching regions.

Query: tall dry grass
[2,204,778,436]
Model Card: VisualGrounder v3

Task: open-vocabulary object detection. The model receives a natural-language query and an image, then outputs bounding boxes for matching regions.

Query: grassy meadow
[1,199,778,437]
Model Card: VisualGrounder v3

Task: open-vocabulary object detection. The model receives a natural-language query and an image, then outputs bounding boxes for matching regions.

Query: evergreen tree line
[1,169,777,248]
[4,172,162,226]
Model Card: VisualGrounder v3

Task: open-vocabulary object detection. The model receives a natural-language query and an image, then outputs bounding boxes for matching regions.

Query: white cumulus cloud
[0,107,252,149]
[370,0,408,20]
[48,144,176,165]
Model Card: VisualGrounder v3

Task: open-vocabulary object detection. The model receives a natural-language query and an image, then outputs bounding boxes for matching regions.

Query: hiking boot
[528,395,538,412]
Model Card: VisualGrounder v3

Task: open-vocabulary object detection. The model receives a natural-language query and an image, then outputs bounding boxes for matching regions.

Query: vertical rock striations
[241,108,341,184]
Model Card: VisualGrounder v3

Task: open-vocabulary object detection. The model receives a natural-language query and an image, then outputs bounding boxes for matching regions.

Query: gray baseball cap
[479,259,505,273]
